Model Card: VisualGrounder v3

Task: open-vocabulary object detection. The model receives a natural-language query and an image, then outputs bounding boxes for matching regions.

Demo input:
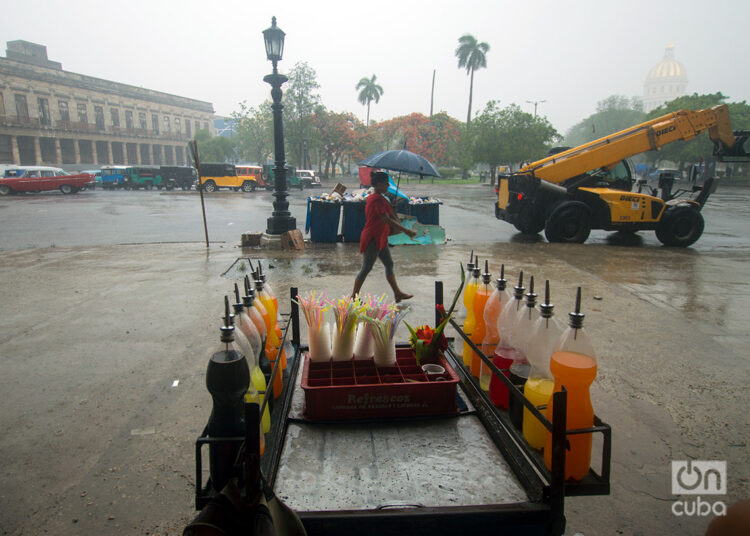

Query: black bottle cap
[513,271,525,300]
[495,264,507,291]
[568,287,585,329]
[254,278,264,292]
[233,284,245,312]
[220,296,235,344]
[539,280,554,318]
[525,276,537,308]
[481,259,492,284]
[472,257,481,278]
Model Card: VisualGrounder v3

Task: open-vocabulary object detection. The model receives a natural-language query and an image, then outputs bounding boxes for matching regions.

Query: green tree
[645,92,750,169]
[282,61,321,169]
[231,101,273,165]
[455,34,490,125]
[564,95,645,147]
[472,101,560,183]
[356,74,384,126]
[194,129,237,163]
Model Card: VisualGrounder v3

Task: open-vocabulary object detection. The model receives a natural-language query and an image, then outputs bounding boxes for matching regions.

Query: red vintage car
[0,166,96,195]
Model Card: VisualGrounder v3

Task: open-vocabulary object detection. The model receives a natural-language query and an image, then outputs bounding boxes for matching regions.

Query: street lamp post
[263,16,296,235]
[526,99,546,119]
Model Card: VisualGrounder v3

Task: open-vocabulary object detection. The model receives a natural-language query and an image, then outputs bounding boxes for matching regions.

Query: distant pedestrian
[352,171,416,302]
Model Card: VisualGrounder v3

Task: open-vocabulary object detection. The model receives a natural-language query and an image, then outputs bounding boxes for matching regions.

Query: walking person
[352,171,416,302]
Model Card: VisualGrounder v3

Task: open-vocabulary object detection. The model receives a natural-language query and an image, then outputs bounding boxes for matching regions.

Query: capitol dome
[643,44,688,113]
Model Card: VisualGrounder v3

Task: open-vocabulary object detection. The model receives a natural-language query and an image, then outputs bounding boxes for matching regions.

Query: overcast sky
[2,0,747,134]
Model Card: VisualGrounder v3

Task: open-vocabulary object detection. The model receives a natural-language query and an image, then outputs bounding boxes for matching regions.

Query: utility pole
[430,69,436,118]
[526,99,546,118]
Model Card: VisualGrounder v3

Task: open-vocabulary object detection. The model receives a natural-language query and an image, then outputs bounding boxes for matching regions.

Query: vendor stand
[188,283,611,536]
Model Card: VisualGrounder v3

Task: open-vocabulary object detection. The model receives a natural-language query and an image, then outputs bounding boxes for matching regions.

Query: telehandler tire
[655,206,704,247]
[513,203,545,234]
[545,201,591,244]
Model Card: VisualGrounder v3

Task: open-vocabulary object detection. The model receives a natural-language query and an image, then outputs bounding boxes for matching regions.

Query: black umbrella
[359,150,441,178]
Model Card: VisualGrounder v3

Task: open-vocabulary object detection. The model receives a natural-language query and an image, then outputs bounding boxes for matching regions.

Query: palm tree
[356,75,384,126]
[455,34,490,125]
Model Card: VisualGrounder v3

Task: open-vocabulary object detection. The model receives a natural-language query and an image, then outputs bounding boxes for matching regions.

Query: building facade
[0,40,214,168]
[642,44,688,113]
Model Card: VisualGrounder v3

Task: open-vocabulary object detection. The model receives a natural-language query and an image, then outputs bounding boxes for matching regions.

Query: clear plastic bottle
[232,292,271,435]
[489,271,524,408]
[544,287,598,481]
[461,260,480,367]
[522,280,562,450]
[470,260,492,379]
[508,276,537,429]
[480,265,510,392]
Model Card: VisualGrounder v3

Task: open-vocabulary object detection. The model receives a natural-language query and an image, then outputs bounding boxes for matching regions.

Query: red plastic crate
[301,347,460,420]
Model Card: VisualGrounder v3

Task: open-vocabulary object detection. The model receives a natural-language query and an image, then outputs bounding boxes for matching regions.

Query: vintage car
[0,166,96,195]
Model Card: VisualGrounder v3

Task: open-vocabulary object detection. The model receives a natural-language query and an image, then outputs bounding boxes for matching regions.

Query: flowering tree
[312,109,365,178]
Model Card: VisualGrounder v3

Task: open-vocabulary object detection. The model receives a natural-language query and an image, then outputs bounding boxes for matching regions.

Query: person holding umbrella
[352,171,416,302]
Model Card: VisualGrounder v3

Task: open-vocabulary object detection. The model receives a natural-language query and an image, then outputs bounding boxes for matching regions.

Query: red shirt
[359,193,392,253]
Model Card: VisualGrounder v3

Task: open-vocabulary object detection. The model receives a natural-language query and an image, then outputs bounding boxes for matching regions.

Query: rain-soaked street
[0,178,749,535]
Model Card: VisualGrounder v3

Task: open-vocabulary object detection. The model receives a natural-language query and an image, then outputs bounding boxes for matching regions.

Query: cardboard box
[281,229,305,250]
[333,183,347,195]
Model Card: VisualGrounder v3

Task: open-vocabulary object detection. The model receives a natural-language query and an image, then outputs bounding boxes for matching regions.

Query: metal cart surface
[192,284,611,536]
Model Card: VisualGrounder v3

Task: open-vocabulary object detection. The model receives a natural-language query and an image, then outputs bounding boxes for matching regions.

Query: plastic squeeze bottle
[255,279,283,398]
[232,288,271,434]
[242,279,270,377]
[205,297,251,491]
[481,265,510,392]
[258,263,282,342]
[470,260,493,378]
[544,287,598,481]
[489,271,524,408]
[234,284,262,361]
[508,276,537,430]
[523,281,563,450]
[462,259,481,368]
[460,252,477,367]
[256,278,286,372]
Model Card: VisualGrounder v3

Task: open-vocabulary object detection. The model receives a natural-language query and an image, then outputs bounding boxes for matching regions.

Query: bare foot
[395,292,413,303]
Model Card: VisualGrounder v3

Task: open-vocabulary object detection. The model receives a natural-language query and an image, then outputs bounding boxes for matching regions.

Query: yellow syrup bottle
[522,280,562,450]
[461,258,480,367]
[258,276,286,371]
[255,278,283,399]
[470,260,492,379]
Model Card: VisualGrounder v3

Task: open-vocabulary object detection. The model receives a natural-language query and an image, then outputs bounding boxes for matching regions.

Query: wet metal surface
[276,363,518,511]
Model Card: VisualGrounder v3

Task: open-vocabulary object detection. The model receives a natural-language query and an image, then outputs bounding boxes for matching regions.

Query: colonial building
[642,44,688,113]
[0,40,214,167]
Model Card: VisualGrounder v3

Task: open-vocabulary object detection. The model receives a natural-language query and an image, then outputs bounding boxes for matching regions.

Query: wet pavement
[0,178,749,535]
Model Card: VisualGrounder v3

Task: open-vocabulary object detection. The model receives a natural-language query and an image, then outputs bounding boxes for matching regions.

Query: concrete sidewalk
[0,241,746,535]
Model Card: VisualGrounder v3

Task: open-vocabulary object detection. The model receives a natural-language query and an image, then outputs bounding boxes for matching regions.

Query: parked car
[0,166,96,195]
[82,169,103,188]
[100,166,128,189]
[124,166,164,190]
[297,169,320,188]
[160,165,196,190]
[264,164,302,189]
